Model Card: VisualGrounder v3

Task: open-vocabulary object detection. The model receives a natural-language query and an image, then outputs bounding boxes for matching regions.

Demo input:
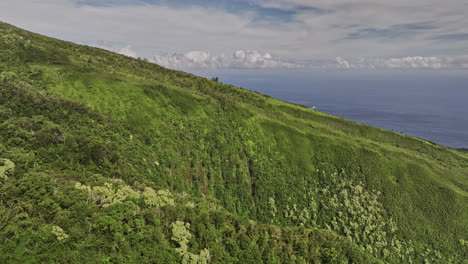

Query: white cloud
[97,41,113,51]
[154,51,468,70]
[382,57,446,69]
[335,57,352,69]
[331,56,468,70]
[97,42,138,58]
[153,50,302,69]
[153,51,221,69]
[117,46,138,58]
[231,50,300,68]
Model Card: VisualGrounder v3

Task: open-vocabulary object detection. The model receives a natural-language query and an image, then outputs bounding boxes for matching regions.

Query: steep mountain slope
[0,21,467,263]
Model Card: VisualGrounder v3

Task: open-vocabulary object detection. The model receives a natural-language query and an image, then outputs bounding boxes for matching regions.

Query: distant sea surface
[194,70,468,149]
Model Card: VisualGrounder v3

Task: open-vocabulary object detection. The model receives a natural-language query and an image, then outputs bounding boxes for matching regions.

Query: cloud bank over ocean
[152,51,468,70]
[153,50,301,69]
[334,56,468,70]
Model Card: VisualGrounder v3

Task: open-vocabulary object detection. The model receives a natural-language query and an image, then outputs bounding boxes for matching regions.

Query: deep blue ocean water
[194,70,468,149]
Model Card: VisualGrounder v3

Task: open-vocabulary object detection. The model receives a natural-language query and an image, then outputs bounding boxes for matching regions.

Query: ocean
[194,70,468,149]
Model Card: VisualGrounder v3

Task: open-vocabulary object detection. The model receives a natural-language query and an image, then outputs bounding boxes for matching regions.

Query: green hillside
[0,21,467,263]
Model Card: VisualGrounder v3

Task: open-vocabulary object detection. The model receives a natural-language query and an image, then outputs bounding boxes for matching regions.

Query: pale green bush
[0,158,14,180]
[171,221,211,264]
[142,187,175,208]
[75,181,174,209]
[52,226,69,241]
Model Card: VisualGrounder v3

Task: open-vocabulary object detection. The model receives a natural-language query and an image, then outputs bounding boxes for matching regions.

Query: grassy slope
[1,21,467,263]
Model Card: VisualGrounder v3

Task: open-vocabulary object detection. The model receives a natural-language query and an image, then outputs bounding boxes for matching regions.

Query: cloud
[153,51,220,69]
[431,33,468,41]
[118,46,138,58]
[231,50,300,68]
[254,0,468,58]
[331,56,468,70]
[153,51,468,70]
[96,41,112,51]
[346,23,437,40]
[382,57,446,69]
[153,50,302,69]
[335,57,352,69]
[0,0,467,70]
[97,41,138,58]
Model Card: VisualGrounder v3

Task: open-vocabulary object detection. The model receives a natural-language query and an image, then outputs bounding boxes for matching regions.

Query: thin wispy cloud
[345,23,437,40]
[432,34,468,41]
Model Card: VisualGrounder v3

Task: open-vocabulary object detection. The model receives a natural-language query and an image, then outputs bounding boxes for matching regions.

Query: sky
[1,0,468,70]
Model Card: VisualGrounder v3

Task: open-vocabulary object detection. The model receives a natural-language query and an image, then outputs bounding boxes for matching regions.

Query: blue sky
[74,0,314,21]
[1,0,467,70]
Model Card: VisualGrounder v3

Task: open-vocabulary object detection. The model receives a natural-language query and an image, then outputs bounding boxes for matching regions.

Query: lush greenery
[0,21,467,263]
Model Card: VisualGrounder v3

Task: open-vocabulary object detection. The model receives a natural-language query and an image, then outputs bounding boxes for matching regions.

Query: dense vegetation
[0,21,467,263]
